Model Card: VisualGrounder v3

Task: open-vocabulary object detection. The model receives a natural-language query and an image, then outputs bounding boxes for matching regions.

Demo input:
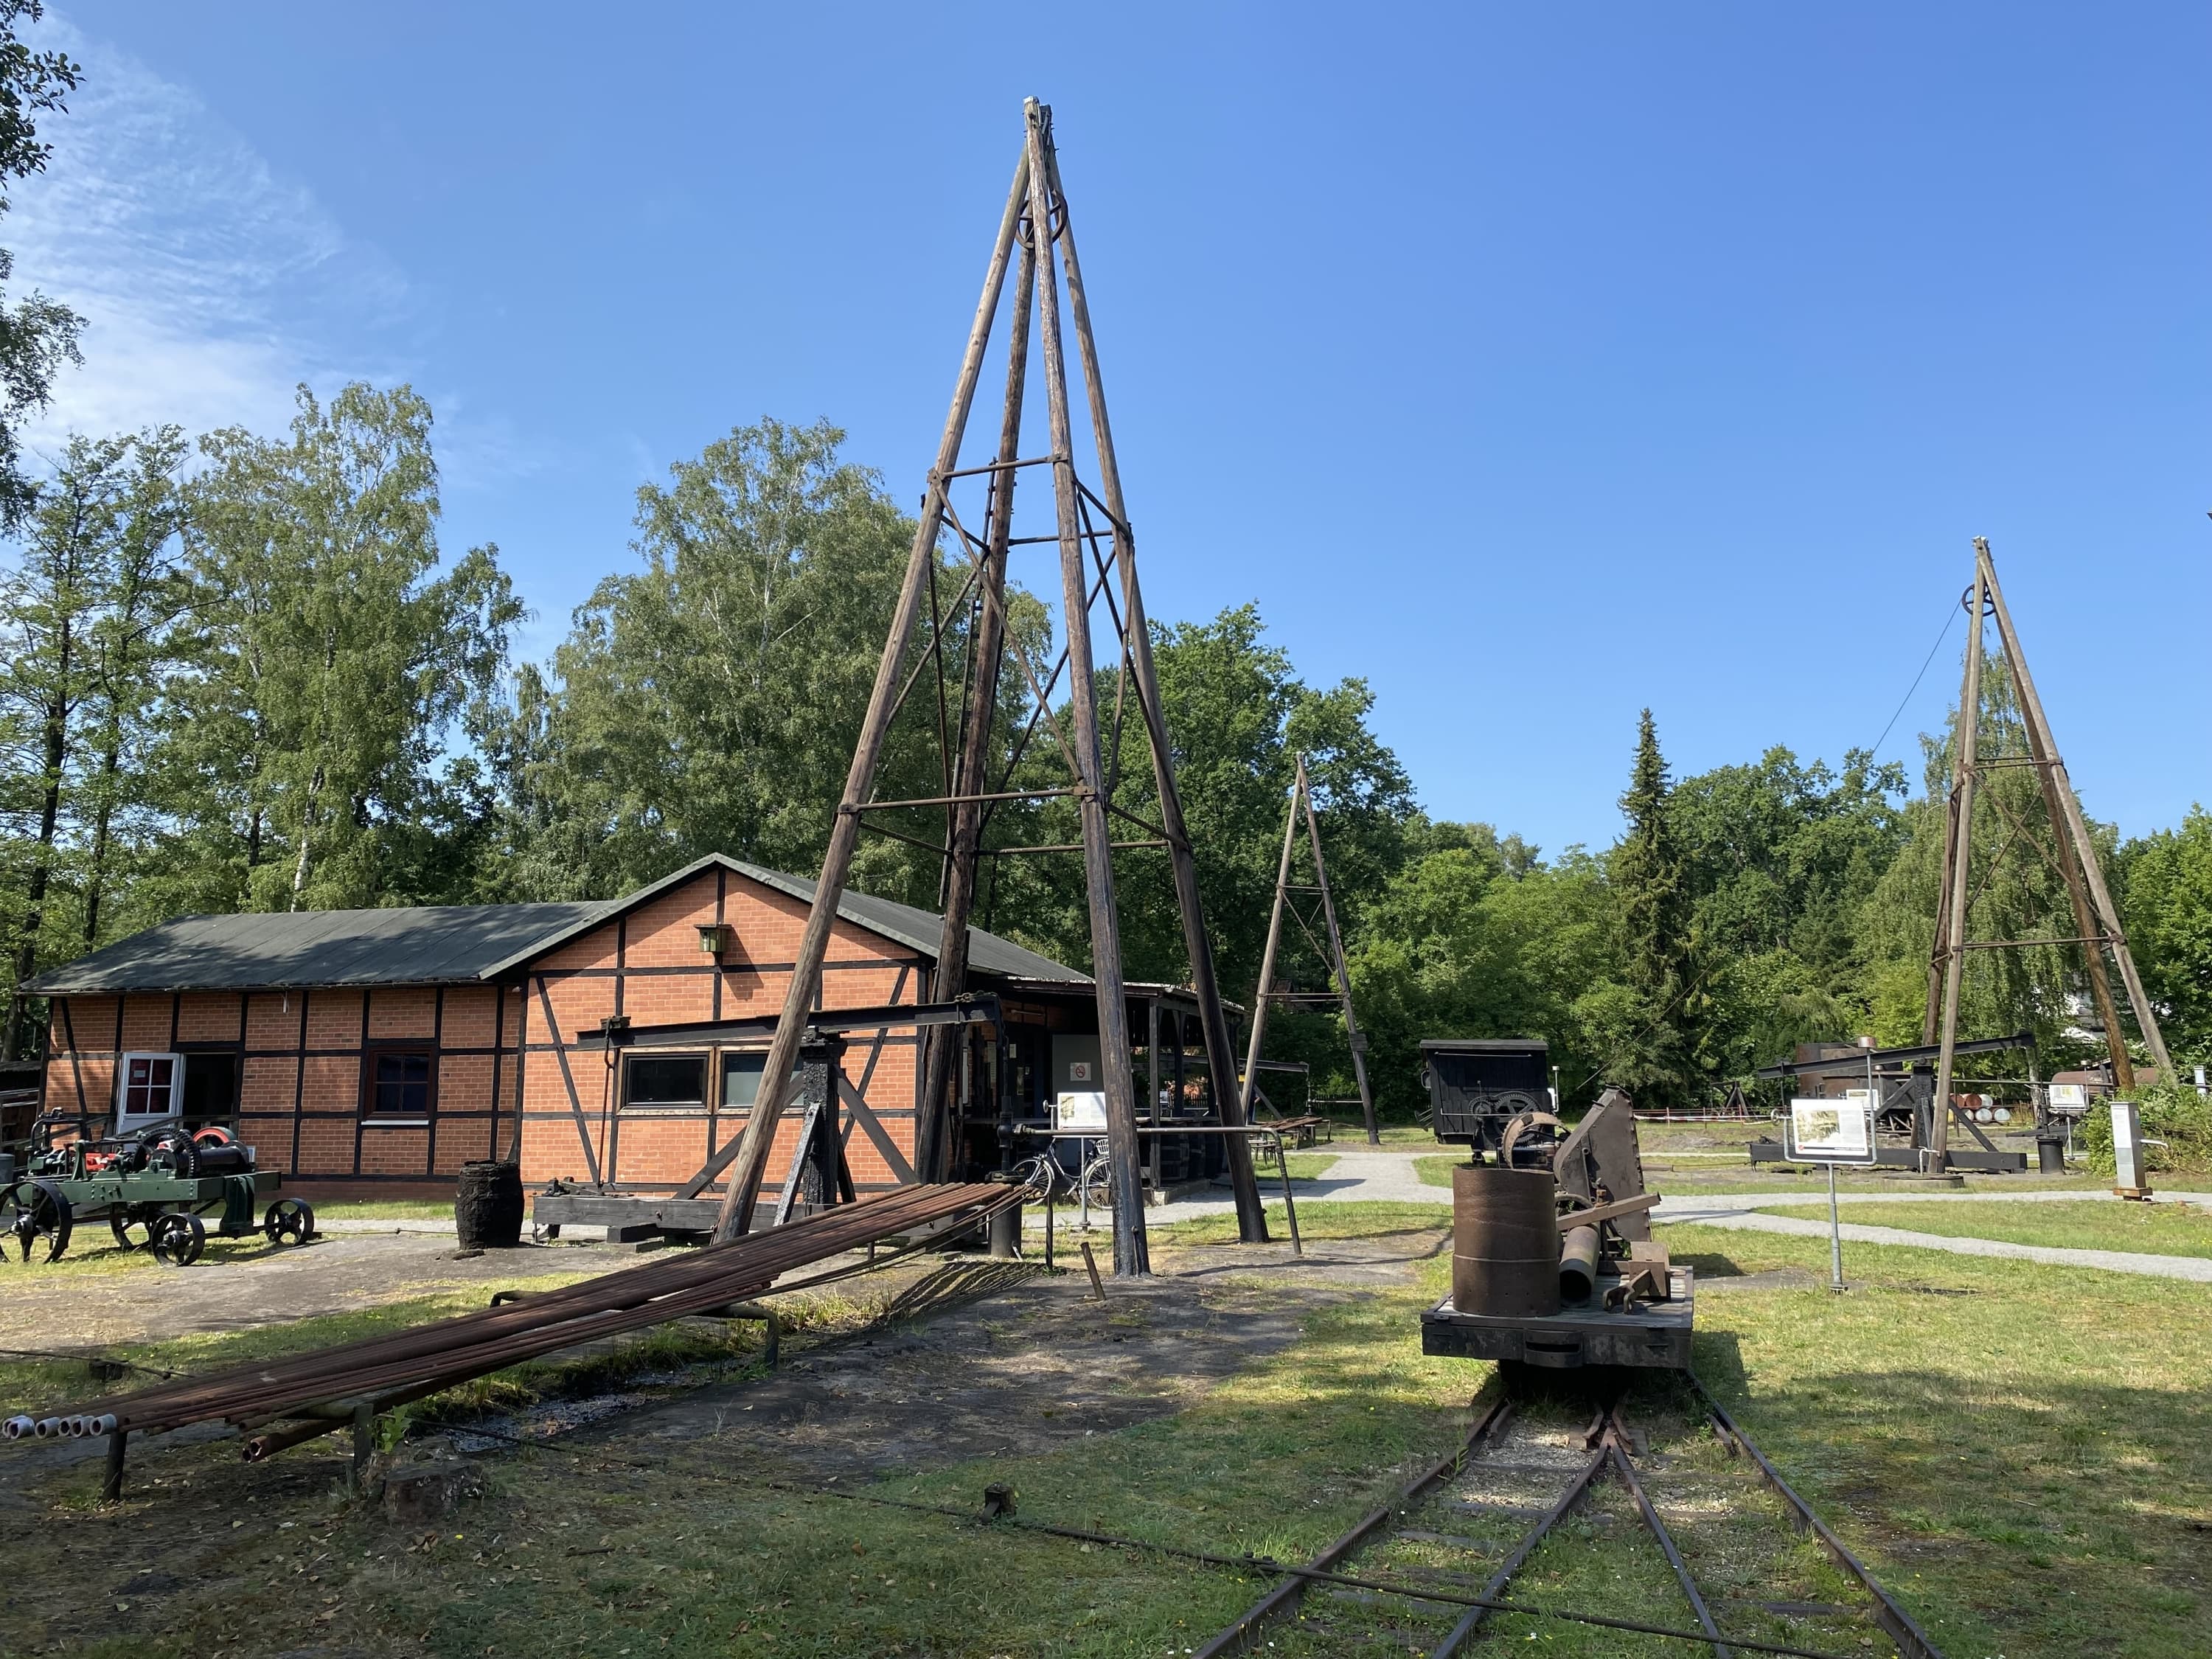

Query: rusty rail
[6,1184,1020,1484]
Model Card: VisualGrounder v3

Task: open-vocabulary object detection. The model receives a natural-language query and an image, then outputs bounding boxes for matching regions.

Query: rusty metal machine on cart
[0,1115,313,1266]
[1419,1063,1692,1376]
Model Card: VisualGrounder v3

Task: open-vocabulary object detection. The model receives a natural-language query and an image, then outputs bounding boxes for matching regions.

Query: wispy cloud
[4,16,411,451]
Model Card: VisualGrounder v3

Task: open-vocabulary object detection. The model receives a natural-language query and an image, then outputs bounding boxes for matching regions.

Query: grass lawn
[1762,1197,2212,1258]
[5,1201,2207,1658]
[1277,1152,1338,1181]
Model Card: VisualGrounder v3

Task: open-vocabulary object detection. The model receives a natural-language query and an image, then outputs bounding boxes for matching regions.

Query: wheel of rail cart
[109,1202,158,1252]
[1,1179,73,1263]
[148,1211,206,1267]
[262,1197,314,1246]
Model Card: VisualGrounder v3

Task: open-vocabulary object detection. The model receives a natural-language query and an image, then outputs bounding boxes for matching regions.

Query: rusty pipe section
[27,1184,1020,1448]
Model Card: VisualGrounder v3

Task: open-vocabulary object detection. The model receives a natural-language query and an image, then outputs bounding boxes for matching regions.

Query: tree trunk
[7,671,71,1060]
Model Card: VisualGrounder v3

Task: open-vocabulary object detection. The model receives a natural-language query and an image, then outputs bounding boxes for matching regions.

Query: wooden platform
[1420,1266,1695,1370]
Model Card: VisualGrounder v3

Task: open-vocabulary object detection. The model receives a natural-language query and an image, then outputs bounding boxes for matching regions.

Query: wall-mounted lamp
[697,923,734,959]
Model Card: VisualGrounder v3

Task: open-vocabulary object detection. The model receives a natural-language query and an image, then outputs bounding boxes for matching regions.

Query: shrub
[2076,1078,2212,1175]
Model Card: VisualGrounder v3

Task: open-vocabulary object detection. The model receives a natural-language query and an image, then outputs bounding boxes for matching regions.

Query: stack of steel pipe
[4,1183,1014,1446]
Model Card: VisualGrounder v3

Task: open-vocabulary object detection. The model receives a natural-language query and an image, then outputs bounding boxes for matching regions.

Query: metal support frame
[1237,753,1380,1144]
[712,100,1267,1270]
[1920,540,2172,1169]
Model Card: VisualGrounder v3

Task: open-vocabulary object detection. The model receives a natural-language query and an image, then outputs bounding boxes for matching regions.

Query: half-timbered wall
[42,983,525,1180]
[514,864,927,1197]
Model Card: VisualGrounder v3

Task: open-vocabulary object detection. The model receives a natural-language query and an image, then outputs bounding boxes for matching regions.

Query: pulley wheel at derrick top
[1450,1165,1559,1319]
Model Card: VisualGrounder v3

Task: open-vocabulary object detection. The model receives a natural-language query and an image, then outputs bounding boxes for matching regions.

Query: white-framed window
[117,1052,184,1130]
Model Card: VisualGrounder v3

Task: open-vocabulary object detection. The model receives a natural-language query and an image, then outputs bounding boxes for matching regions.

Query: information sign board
[1783,1091,1878,1166]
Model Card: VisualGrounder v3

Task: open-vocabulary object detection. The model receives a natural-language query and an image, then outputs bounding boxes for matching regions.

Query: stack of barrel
[1451,1164,1585,1315]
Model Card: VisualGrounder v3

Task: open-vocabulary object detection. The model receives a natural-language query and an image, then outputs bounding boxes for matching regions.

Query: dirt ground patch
[598,1233,1432,1481]
[0,1225,1450,1658]
[0,1234,622,1352]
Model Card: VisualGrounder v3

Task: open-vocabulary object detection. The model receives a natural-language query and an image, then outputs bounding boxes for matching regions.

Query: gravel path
[1150,1147,2212,1281]
[1661,1206,2212,1282]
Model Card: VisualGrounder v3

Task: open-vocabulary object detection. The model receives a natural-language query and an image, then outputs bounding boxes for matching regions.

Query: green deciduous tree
[986,603,1416,1000]
[154,383,518,914]
[0,427,187,1051]
[507,417,950,902]
[2121,806,2212,1061]
[1348,842,1621,1113]
[1854,655,2101,1065]
[0,2,81,529]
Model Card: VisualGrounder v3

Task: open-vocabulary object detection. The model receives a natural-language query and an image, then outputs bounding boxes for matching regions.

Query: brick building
[26,853,1119,1195]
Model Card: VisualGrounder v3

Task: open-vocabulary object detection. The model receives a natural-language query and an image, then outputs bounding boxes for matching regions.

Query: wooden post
[102,1427,127,1501]
[1039,116,1268,1244]
[1025,97,1150,1276]
[1929,563,1986,1170]
[1298,757,1380,1145]
[1976,540,2174,1082]
[1920,787,1958,1047]
[709,150,1032,1242]
[1238,774,1301,1119]
[916,233,1037,1182]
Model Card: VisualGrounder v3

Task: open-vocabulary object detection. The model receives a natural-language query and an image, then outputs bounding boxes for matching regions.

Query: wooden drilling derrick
[1920,538,2173,1170]
[1237,754,1380,1145]
[703,99,1268,1270]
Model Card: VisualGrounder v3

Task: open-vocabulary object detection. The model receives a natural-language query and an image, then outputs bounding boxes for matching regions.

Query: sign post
[1784,1091,1879,1292]
[2110,1099,2151,1200]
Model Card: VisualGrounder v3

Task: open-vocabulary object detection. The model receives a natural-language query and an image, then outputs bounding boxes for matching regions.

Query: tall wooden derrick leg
[1239,777,1301,1121]
[1299,757,1380,1144]
[1038,123,1269,1240]
[915,235,1034,1184]
[1929,564,1987,1172]
[1023,99,1152,1273]
[1976,540,2173,1083]
[709,153,1032,1243]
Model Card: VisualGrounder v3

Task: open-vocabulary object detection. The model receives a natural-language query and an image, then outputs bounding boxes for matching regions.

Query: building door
[179,1053,238,1128]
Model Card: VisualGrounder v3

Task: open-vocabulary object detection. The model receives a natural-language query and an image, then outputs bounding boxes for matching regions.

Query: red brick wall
[516,865,925,1197]
[35,862,938,1192]
[41,980,527,1183]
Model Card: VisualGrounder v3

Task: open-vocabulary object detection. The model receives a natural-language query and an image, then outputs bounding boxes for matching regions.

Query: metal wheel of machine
[262,1197,314,1245]
[148,1211,206,1267]
[1,1180,73,1262]
[109,1203,156,1252]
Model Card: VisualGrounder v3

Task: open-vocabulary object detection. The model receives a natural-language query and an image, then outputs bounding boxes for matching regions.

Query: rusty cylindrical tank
[1451,1165,1559,1318]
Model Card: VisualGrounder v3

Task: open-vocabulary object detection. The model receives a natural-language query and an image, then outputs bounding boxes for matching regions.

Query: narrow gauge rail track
[1199,1372,1940,1659]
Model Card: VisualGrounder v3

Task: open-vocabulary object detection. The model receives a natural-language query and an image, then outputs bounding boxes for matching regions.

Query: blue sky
[18,4,2210,855]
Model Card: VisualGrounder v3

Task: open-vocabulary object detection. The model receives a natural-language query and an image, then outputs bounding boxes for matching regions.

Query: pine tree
[1610,708,1707,1105]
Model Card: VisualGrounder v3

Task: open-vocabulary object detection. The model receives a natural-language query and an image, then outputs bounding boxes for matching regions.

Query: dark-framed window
[624,1052,706,1111]
[364,1048,436,1120]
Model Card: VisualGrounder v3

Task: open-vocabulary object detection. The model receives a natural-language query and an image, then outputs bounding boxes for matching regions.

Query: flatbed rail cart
[1,1115,313,1266]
